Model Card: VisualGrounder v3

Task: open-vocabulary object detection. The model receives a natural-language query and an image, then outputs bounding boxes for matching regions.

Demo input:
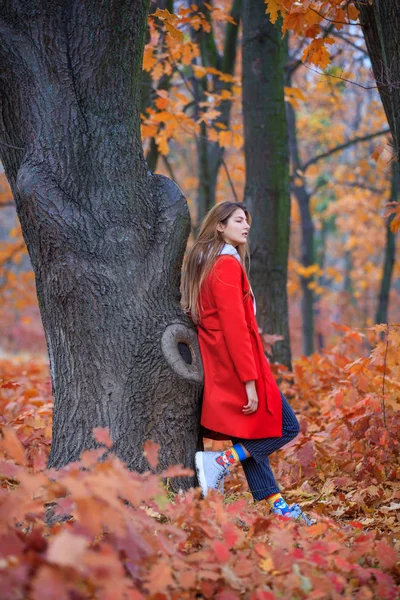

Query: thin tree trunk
[285,46,315,356]
[142,0,174,173]
[356,1,400,162]
[376,160,399,324]
[0,0,203,488]
[242,2,291,368]
[192,0,241,232]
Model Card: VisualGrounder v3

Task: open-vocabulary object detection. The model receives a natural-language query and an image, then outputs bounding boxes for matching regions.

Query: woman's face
[217,208,250,247]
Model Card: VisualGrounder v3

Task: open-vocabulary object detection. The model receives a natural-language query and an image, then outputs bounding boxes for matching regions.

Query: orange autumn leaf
[143,439,160,469]
[47,530,87,567]
[302,38,334,69]
[265,0,284,24]
[93,427,113,449]
[1,425,27,465]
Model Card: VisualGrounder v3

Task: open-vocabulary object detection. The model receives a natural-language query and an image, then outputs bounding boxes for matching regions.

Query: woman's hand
[243,380,259,414]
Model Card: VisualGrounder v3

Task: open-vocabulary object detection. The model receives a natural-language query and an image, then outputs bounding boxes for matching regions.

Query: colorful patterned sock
[215,444,245,468]
[266,493,291,515]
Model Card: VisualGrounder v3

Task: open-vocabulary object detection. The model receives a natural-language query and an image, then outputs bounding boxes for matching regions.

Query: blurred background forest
[0,0,398,360]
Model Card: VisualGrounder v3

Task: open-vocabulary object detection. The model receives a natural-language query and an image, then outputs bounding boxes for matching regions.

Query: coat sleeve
[211,256,258,383]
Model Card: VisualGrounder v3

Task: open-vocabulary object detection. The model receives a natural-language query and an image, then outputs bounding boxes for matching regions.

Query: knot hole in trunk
[161,323,203,384]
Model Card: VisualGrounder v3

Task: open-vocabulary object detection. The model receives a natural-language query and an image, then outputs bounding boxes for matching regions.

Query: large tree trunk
[376,160,399,324]
[356,1,400,163]
[0,0,203,488]
[242,2,292,368]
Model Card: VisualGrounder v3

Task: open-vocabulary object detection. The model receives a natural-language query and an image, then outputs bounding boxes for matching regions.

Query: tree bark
[0,0,203,488]
[356,0,400,162]
[285,45,315,357]
[375,160,399,324]
[242,2,291,368]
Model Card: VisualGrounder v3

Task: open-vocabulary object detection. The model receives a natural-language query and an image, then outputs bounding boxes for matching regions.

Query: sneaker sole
[194,452,208,497]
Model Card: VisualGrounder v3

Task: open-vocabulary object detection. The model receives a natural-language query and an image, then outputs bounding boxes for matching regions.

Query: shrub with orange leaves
[0,322,399,598]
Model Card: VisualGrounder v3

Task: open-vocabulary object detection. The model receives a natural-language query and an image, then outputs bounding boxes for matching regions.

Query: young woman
[182,201,313,525]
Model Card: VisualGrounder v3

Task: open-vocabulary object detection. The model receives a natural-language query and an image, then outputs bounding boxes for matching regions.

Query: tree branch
[301,128,391,171]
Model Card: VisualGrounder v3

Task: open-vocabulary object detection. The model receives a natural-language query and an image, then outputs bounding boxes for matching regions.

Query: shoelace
[289,504,315,525]
[214,466,229,490]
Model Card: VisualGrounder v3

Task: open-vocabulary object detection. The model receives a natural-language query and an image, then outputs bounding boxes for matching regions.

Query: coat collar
[218,243,241,263]
[218,244,256,315]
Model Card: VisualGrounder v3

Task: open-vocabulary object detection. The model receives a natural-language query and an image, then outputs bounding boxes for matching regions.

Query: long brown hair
[181,201,252,324]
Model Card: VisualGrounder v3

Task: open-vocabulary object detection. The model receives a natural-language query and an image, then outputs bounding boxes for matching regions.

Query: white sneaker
[195,451,229,497]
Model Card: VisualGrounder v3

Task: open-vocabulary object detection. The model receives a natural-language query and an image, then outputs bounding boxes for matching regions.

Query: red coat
[197,255,282,440]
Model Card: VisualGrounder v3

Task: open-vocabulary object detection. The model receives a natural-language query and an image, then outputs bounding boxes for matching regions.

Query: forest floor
[0,327,399,599]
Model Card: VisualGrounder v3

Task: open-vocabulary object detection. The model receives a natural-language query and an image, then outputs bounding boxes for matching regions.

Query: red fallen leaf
[1,426,27,465]
[250,593,276,600]
[178,569,196,588]
[126,591,146,600]
[0,459,20,479]
[297,440,315,467]
[93,427,113,448]
[143,440,159,469]
[25,529,48,553]
[47,530,87,567]
[54,496,75,518]
[145,561,174,595]
[213,539,230,562]
[374,569,397,598]
[0,379,21,389]
[0,531,25,558]
[222,522,238,548]
[217,591,241,600]
[349,521,364,529]
[30,565,70,600]
[375,538,398,570]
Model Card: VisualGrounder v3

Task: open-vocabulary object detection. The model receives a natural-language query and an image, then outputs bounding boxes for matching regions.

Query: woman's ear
[217,222,225,233]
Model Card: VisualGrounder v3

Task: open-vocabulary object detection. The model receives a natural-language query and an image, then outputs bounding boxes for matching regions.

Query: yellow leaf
[302,39,334,70]
[220,90,232,100]
[284,86,306,101]
[233,133,243,149]
[152,8,174,20]
[260,556,274,572]
[346,5,359,21]
[390,212,400,233]
[265,0,283,24]
[174,92,189,104]
[192,65,207,78]
[218,130,232,148]
[208,128,218,142]
[297,263,321,278]
[155,97,169,110]
[371,143,384,162]
[165,21,184,42]
[155,134,169,156]
[1,426,27,465]
[143,46,157,72]
[141,124,158,138]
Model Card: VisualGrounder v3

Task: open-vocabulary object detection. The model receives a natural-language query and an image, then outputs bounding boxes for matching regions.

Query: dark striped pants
[231,393,300,501]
